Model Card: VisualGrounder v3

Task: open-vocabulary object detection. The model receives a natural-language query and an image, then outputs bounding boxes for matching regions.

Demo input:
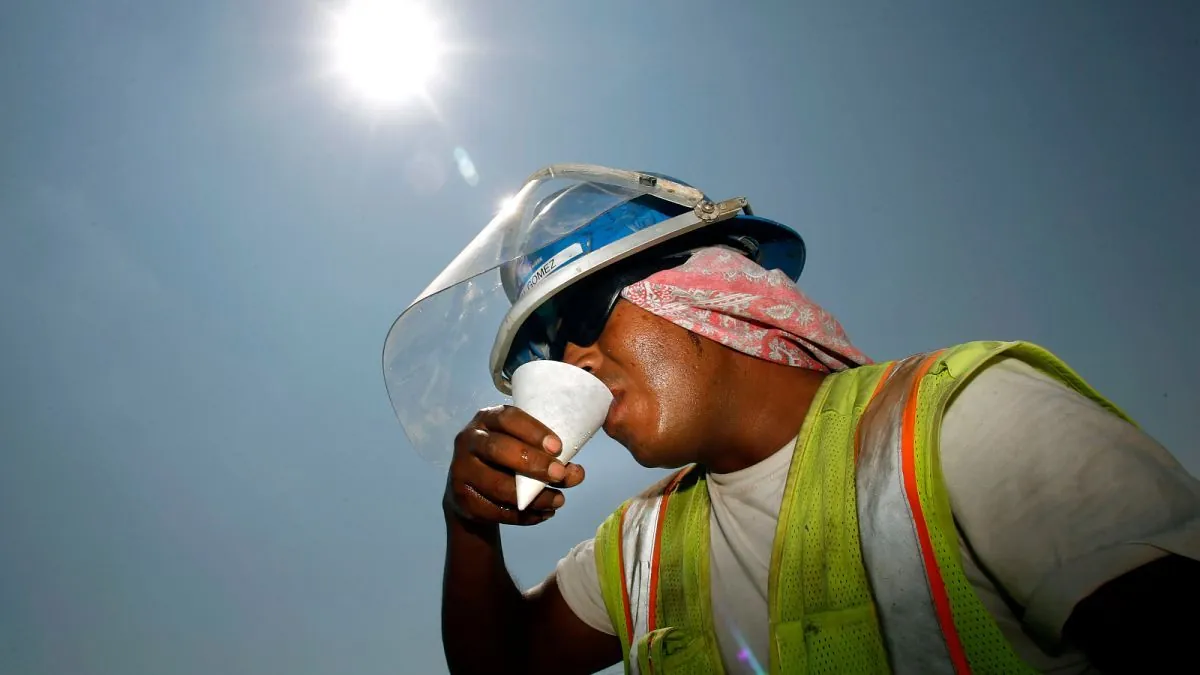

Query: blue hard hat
[496,175,807,379]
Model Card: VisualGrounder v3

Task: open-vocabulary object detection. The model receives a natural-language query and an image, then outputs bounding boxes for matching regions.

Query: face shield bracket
[695,196,749,223]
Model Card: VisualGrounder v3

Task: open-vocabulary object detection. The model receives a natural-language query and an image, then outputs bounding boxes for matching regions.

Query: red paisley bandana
[619,247,872,372]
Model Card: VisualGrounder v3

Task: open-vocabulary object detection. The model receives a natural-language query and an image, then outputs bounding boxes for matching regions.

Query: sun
[330,0,445,106]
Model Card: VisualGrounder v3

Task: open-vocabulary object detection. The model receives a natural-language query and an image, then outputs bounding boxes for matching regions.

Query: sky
[1,1,1197,673]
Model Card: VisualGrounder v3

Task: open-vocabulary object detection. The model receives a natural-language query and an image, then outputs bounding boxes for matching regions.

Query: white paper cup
[510,360,613,511]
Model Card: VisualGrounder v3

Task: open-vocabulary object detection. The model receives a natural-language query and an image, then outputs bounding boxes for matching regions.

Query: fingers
[476,405,562,455]
[557,462,586,489]
[453,453,565,526]
[465,469,566,512]
[473,428,566,484]
[447,405,587,527]
[458,481,559,526]
[466,427,587,489]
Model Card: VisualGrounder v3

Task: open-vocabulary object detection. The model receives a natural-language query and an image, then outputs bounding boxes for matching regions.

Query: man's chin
[624,442,687,470]
[604,431,653,467]
[629,450,659,468]
[604,426,686,469]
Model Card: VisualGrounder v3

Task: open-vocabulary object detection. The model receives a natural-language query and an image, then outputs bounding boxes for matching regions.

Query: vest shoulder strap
[856,340,1111,674]
[595,466,698,674]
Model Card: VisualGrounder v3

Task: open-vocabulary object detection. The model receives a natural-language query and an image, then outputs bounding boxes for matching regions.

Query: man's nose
[563,341,603,374]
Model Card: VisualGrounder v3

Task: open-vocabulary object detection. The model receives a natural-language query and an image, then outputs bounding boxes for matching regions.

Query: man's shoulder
[904,340,1097,397]
[935,340,1100,405]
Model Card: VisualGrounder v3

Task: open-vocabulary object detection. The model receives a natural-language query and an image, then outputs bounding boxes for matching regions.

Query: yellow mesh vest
[767,361,893,673]
[594,341,1129,674]
[902,341,1131,674]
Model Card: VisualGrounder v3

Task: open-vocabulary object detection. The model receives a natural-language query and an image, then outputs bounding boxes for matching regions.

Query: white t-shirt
[552,357,1200,673]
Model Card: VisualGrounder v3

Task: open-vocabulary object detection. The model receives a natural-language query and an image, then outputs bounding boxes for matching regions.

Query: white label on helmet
[520,242,584,298]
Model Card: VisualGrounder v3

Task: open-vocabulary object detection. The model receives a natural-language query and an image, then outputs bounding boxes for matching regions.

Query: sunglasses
[499,252,690,381]
[551,253,691,354]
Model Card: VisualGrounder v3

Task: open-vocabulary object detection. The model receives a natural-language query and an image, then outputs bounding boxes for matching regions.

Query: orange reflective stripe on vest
[616,467,691,673]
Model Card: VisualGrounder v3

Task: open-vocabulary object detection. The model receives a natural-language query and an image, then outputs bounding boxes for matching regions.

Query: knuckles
[452,426,480,453]
[445,407,558,525]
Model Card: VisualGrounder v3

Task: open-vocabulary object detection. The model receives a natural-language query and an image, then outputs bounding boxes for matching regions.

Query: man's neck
[699,360,829,475]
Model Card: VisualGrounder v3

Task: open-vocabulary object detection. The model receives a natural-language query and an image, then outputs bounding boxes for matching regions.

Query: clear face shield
[381,164,749,464]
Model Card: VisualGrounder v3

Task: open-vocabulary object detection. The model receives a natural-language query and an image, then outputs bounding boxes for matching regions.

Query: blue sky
[1,1,1196,673]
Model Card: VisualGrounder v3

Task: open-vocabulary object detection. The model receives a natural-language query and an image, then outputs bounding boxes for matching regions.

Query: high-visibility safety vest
[594,341,1134,674]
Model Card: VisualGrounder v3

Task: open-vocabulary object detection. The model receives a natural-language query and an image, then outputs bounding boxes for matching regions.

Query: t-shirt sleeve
[940,356,1200,646]
[553,536,618,636]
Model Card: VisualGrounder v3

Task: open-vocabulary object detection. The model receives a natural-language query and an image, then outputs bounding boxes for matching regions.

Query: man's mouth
[603,389,624,432]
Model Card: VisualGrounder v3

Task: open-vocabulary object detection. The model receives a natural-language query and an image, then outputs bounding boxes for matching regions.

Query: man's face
[563,299,722,468]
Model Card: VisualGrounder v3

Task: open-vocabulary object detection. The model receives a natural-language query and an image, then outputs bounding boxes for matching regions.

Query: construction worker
[382,165,1200,674]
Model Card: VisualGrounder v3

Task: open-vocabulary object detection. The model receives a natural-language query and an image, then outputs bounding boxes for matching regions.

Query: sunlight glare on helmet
[497,195,519,217]
[330,0,444,106]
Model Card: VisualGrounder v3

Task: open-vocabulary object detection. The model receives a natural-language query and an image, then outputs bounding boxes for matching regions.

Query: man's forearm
[441,506,531,674]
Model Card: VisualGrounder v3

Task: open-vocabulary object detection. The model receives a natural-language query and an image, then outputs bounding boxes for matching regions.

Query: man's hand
[446,405,587,526]
[440,406,621,675]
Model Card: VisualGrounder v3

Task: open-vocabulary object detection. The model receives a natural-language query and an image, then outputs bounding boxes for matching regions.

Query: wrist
[443,493,501,541]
